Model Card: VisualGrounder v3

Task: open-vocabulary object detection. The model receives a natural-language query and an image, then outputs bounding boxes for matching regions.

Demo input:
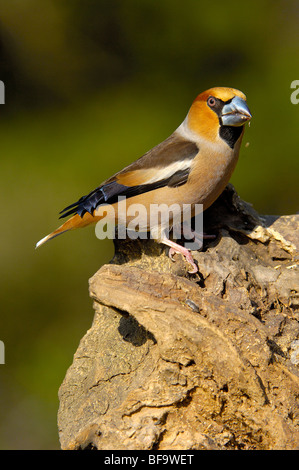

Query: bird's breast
[188,145,239,209]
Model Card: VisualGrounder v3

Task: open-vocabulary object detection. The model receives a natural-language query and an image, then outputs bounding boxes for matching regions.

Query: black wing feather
[59,167,191,219]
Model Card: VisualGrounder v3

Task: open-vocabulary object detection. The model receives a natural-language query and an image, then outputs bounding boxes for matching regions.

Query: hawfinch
[36,87,251,273]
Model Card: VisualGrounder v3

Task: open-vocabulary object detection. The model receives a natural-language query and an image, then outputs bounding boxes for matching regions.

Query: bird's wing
[59,132,199,219]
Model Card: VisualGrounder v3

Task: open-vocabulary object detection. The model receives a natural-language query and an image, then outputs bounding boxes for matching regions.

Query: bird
[36,87,251,273]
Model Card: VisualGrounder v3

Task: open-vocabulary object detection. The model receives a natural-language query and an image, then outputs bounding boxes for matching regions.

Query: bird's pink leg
[161,238,198,274]
[182,225,216,244]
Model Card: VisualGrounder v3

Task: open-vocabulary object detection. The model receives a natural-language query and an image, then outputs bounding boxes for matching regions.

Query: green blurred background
[0,0,298,449]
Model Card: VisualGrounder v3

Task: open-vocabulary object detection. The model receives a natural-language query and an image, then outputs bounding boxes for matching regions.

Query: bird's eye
[208,97,216,107]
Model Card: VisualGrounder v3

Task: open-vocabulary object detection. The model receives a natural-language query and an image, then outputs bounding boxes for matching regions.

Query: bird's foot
[162,239,198,274]
[181,226,216,245]
[201,232,217,240]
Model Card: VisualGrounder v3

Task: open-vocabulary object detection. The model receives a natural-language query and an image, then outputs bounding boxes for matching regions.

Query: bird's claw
[168,246,198,274]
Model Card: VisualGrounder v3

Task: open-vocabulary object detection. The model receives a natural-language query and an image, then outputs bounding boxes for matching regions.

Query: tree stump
[57,185,299,450]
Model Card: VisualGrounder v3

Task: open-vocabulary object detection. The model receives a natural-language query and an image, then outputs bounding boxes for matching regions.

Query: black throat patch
[219,125,243,149]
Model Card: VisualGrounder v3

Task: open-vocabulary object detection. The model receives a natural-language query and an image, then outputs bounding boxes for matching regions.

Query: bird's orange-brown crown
[194,87,246,104]
[187,87,247,141]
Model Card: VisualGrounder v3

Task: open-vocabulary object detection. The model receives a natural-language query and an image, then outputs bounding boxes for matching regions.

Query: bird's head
[187,87,252,148]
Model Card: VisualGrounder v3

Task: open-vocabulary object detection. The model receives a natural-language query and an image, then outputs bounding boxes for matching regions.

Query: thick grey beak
[221,96,252,127]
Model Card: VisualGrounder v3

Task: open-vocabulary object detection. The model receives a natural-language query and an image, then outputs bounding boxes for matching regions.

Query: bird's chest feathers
[189,144,238,206]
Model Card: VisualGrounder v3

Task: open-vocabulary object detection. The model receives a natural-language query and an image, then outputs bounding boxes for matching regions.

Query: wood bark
[58,185,299,450]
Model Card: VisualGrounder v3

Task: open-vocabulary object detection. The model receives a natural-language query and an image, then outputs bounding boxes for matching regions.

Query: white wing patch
[143,159,193,184]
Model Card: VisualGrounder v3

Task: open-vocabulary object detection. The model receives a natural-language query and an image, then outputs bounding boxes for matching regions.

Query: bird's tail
[35,212,99,249]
